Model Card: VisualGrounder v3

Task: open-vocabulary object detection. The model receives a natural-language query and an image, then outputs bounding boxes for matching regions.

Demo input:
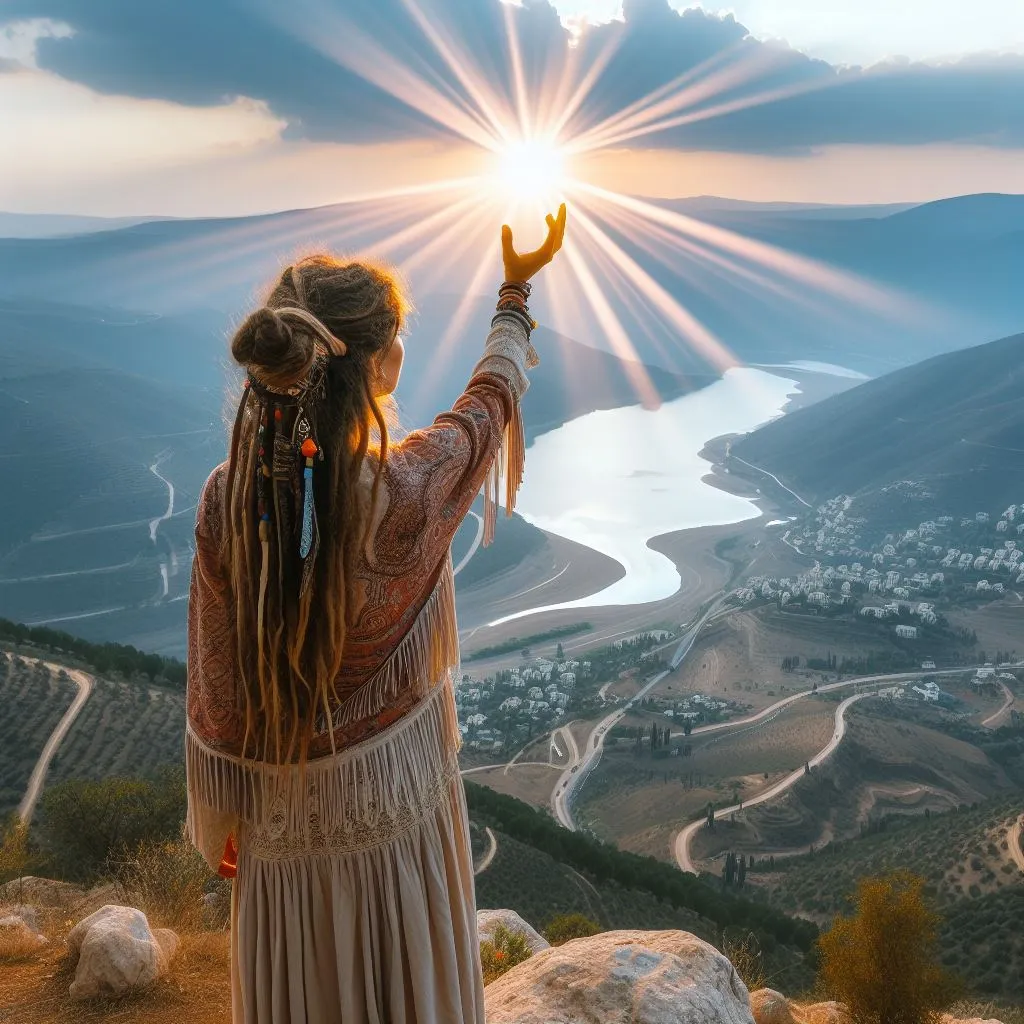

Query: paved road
[672,665,986,745]
[460,760,559,776]
[17,660,94,824]
[981,681,1015,728]
[1008,815,1024,875]
[727,453,812,508]
[673,689,879,873]
[474,827,498,875]
[551,605,722,830]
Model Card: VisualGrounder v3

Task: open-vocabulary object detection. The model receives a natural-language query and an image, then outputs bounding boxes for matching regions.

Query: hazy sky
[2,0,1023,216]
[553,1,1024,63]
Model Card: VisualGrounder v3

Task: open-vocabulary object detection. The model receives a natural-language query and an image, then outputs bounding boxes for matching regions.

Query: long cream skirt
[188,681,485,1024]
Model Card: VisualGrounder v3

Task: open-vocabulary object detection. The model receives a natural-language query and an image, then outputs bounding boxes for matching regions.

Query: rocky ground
[1,881,1018,1023]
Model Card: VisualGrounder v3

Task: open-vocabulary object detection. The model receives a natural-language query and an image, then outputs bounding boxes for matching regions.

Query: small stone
[66,905,178,1000]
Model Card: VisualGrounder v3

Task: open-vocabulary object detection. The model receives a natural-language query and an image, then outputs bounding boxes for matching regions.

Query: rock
[65,905,178,1000]
[485,929,753,1024]
[750,989,798,1024]
[0,904,39,933]
[477,909,550,954]
[0,915,48,949]
[0,876,84,907]
[940,1017,1004,1024]
[749,993,851,1024]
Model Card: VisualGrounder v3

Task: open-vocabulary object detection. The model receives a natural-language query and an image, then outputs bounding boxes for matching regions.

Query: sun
[491,138,568,202]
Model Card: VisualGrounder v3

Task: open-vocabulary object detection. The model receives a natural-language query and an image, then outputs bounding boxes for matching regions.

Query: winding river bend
[488,367,799,626]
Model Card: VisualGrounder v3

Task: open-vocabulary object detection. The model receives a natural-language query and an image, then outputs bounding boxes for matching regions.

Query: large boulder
[0,876,84,907]
[478,908,550,954]
[485,929,753,1024]
[65,905,179,1000]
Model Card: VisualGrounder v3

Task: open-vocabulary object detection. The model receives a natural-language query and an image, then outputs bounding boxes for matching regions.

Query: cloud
[3,0,1024,152]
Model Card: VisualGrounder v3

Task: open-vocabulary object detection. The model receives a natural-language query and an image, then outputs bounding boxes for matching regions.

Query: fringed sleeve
[388,315,537,573]
[184,467,242,872]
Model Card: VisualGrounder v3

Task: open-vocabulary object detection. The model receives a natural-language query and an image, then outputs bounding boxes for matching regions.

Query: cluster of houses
[740,497,1024,630]
[454,655,591,752]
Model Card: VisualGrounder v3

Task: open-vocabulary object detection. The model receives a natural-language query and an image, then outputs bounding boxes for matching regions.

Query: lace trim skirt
[187,681,483,1023]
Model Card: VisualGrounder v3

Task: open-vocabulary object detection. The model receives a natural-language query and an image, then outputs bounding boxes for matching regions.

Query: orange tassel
[218,833,238,879]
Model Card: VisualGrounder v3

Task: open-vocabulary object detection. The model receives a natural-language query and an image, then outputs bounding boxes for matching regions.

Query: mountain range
[734,330,1024,516]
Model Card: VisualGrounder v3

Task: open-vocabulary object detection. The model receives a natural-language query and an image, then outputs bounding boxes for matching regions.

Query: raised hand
[501,203,567,283]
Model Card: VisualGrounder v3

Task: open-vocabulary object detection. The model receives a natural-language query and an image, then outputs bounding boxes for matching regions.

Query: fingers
[501,224,514,262]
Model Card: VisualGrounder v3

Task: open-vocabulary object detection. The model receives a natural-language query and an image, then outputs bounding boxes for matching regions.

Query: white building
[895,625,918,639]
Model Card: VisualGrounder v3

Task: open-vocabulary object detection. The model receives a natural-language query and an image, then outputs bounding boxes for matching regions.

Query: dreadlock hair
[223,254,411,766]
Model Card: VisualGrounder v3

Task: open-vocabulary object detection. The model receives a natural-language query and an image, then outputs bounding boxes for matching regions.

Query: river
[487,366,800,626]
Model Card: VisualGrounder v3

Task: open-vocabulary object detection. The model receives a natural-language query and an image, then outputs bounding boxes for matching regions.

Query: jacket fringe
[184,560,463,872]
[482,396,525,548]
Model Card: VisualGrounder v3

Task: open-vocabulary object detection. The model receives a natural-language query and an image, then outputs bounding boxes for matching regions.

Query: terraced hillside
[745,799,1024,1000]
[0,653,77,819]
[47,675,185,785]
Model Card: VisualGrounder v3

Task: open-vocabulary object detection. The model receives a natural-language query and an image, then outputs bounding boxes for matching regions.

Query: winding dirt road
[17,661,94,824]
[673,689,878,873]
[981,681,1015,728]
[1009,815,1024,875]
[474,826,498,875]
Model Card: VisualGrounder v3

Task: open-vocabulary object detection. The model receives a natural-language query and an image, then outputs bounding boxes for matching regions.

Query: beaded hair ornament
[235,305,348,607]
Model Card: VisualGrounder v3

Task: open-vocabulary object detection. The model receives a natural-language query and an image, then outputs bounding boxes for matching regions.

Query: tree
[706,803,715,830]
[556,643,564,659]
[737,854,747,887]
[817,871,961,1024]
[683,720,693,736]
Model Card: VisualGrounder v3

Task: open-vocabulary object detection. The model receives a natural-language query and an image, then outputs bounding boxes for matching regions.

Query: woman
[184,204,566,1023]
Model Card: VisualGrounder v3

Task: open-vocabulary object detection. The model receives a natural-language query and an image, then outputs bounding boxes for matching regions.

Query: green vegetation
[465,622,592,662]
[542,912,602,946]
[465,782,818,953]
[479,922,534,985]
[34,767,187,882]
[817,871,961,1024]
[0,617,186,686]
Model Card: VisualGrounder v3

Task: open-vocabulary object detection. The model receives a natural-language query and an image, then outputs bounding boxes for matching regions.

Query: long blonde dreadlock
[223,255,411,766]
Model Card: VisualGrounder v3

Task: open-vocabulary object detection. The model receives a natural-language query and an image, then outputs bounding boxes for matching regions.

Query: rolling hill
[732,331,1024,515]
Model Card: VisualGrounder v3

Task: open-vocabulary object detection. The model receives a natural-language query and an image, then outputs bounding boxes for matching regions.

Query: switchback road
[673,690,879,873]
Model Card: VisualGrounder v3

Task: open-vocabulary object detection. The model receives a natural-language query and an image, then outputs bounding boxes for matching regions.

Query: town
[731,495,1024,642]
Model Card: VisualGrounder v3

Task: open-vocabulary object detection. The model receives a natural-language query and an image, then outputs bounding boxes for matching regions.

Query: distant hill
[732,331,1024,515]
[0,212,173,239]
[0,297,700,653]
[2,193,1023,376]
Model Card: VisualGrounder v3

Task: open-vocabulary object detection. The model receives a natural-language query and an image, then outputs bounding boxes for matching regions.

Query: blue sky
[1,0,1023,215]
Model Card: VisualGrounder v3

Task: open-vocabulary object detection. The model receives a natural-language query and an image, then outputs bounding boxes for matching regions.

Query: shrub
[817,871,961,1024]
[0,815,32,887]
[543,912,602,946]
[480,923,533,985]
[35,766,186,882]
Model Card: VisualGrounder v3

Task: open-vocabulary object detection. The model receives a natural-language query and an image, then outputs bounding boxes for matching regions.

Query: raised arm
[377,206,567,578]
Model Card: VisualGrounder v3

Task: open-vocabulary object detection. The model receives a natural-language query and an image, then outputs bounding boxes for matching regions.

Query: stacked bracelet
[493,280,537,334]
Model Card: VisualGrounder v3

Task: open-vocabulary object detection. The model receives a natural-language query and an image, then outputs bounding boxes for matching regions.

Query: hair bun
[232,307,314,383]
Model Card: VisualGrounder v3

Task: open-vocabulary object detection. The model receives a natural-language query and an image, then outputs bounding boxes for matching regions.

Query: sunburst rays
[165,0,926,401]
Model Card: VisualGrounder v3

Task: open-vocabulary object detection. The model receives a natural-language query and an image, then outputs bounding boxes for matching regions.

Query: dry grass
[111,837,223,932]
[0,924,47,963]
[0,926,232,1024]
